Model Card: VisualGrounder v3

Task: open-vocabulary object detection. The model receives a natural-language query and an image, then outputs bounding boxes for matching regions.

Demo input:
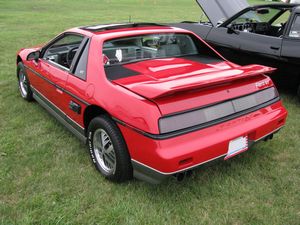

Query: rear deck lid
[111,58,275,100]
[196,0,249,26]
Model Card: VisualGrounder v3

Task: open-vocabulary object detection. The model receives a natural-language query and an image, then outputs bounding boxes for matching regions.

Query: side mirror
[26,50,40,62]
[227,24,240,35]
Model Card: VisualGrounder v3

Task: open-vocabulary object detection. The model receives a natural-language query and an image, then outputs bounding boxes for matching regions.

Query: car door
[207,29,282,66]
[63,38,90,130]
[39,33,85,115]
[235,31,282,58]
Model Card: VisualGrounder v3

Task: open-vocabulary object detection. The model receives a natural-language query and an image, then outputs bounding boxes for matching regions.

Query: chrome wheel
[88,116,133,182]
[93,129,116,174]
[19,70,28,97]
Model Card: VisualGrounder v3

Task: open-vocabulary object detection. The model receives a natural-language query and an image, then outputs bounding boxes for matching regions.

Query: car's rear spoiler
[113,64,276,99]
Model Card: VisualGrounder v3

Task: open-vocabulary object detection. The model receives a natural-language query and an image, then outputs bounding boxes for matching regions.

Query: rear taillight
[159,87,278,134]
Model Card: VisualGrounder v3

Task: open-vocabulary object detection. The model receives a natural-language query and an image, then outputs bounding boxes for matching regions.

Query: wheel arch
[83,105,110,132]
[16,56,23,79]
[17,55,22,65]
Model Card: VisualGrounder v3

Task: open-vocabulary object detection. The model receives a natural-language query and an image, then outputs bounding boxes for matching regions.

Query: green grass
[0,0,299,224]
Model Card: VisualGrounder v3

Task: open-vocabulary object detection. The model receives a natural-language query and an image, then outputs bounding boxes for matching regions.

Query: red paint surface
[115,59,275,99]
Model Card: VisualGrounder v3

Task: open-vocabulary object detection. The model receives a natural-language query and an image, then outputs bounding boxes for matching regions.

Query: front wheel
[17,62,33,101]
[87,115,133,182]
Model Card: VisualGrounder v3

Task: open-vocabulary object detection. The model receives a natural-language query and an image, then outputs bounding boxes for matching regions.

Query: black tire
[17,62,33,101]
[87,115,133,182]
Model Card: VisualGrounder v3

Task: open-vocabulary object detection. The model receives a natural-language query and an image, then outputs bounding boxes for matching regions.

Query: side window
[289,15,300,38]
[43,34,84,70]
[272,10,291,27]
[73,40,90,80]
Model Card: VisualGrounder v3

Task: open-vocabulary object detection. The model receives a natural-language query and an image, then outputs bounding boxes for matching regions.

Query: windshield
[231,8,281,24]
[102,33,200,66]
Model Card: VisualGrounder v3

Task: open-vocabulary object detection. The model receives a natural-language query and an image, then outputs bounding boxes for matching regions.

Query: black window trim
[70,37,90,81]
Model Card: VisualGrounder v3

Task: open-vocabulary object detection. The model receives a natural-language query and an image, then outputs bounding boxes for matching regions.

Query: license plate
[225,136,248,160]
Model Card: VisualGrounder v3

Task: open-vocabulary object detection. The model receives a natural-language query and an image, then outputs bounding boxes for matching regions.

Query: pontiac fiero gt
[16,23,287,183]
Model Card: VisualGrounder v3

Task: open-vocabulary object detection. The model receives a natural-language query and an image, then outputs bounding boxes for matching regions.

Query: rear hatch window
[103,33,223,80]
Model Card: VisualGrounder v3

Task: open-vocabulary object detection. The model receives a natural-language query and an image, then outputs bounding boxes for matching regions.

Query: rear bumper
[131,126,282,184]
[117,101,287,184]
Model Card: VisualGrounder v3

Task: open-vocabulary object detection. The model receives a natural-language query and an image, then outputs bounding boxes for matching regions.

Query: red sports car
[16,23,288,183]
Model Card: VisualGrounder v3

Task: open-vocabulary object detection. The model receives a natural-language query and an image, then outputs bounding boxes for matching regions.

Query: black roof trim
[80,23,167,32]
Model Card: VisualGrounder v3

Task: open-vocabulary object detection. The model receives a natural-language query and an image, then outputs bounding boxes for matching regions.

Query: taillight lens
[159,87,278,134]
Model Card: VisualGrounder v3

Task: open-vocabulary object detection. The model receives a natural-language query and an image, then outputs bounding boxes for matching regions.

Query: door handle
[270,46,280,50]
[69,101,81,114]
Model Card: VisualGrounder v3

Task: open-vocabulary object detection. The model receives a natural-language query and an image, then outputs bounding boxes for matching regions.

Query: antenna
[129,15,132,23]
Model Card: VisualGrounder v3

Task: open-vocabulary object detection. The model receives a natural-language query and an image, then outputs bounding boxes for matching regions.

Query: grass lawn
[0,0,299,224]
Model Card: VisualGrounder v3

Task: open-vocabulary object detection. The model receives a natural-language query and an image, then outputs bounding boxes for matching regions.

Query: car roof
[66,23,190,39]
[80,22,167,32]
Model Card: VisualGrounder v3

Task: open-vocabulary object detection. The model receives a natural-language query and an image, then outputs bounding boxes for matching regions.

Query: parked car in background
[172,0,300,100]
[17,23,287,184]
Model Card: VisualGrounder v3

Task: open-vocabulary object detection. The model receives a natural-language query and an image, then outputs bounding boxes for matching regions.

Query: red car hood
[112,58,276,100]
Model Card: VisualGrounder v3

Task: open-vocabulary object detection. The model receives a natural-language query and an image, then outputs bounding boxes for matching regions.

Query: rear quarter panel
[82,36,163,134]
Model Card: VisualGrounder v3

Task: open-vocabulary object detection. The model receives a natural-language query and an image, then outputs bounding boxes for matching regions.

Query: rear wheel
[17,62,33,101]
[87,115,133,182]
